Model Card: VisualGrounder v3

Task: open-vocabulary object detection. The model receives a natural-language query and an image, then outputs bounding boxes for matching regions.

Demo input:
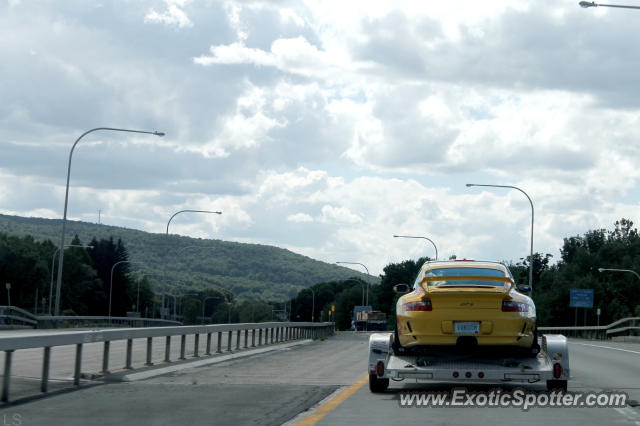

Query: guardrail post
[276,327,280,342]
[125,339,133,369]
[227,331,232,352]
[179,335,186,360]
[236,330,240,350]
[258,329,262,346]
[194,334,200,358]
[102,341,110,374]
[145,337,153,366]
[217,332,222,353]
[165,336,171,362]
[41,347,51,393]
[251,329,256,347]
[244,329,248,348]
[271,328,274,344]
[2,350,12,402]
[206,333,212,355]
[74,344,83,386]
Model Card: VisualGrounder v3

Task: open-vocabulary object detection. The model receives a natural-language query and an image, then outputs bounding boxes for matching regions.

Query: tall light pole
[109,260,144,321]
[336,261,371,305]
[466,183,534,291]
[598,268,640,280]
[579,1,640,9]
[309,288,316,322]
[393,235,438,260]
[55,127,164,316]
[165,210,222,235]
[49,244,93,315]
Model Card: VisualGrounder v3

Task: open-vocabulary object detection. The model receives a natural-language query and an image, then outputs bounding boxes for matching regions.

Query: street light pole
[466,183,534,291]
[309,288,315,322]
[109,260,144,321]
[598,267,640,280]
[49,244,93,315]
[579,1,640,9]
[336,261,371,305]
[165,210,222,235]
[393,235,438,260]
[55,127,164,316]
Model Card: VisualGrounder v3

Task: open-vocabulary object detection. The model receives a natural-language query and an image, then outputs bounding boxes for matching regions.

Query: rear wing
[422,276,514,292]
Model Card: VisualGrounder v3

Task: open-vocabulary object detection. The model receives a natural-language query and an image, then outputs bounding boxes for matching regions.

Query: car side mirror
[393,284,411,294]
[517,285,531,294]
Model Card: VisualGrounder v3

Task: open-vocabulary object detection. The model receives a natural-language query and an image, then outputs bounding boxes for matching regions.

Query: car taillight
[502,300,528,312]
[405,300,432,311]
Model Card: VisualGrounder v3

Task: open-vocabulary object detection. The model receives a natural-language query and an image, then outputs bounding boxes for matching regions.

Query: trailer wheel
[546,380,567,392]
[369,374,389,393]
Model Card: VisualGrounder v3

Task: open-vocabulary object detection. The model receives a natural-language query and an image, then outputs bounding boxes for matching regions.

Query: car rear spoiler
[422,276,514,292]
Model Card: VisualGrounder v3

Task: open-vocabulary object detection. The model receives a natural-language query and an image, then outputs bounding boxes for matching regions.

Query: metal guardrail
[0,321,334,402]
[0,306,38,329]
[539,317,640,339]
[0,306,182,329]
[36,316,181,329]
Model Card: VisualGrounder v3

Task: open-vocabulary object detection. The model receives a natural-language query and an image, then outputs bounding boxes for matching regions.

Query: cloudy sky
[2,0,640,275]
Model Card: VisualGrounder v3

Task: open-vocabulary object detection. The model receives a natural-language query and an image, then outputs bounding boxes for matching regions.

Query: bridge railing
[0,321,334,402]
[538,317,640,340]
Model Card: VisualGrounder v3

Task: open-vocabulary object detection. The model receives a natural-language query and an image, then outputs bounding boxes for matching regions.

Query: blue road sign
[570,289,594,308]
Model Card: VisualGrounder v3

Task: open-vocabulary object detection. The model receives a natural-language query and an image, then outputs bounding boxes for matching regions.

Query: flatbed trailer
[368,333,570,392]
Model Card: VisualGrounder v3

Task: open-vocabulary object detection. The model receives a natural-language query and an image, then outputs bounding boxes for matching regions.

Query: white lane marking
[615,407,640,426]
[122,339,313,381]
[570,342,640,355]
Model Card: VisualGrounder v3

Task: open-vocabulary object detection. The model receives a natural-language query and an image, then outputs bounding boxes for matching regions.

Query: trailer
[368,333,569,392]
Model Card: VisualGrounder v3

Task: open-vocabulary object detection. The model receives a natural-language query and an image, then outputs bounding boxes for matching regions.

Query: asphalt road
[0,333,638,426]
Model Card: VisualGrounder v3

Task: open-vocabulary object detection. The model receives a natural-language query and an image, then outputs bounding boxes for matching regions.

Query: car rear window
[425,267,507,286]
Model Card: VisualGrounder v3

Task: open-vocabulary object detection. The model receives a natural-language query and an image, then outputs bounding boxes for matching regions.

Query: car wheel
[369,374,389,393]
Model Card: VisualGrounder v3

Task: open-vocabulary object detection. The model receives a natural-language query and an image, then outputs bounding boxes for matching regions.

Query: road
[0,333,638,425]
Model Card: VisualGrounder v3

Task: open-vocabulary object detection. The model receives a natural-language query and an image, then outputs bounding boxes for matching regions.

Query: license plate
[454,322,480,335]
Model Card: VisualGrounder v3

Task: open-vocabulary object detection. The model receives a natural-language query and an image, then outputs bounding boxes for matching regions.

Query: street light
[49,244,93,315]
[579,1,640,9]
[309,288,315,322]
[336,261,371,305]
[466,183,534,291]
[393,235,438,260]
[55,127,164,316]
[598,267,640,280]
[109,260,144,321]
[166,210,222,235]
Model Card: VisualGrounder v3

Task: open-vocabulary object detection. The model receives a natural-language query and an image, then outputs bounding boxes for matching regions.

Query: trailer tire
[369,374,389,393]
[546,380,567,392]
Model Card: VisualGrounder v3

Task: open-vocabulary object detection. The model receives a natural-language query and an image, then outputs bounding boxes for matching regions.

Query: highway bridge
[0,323,638,426]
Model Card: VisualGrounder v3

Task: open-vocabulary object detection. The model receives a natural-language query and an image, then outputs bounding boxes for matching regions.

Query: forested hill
[0,214,372,301]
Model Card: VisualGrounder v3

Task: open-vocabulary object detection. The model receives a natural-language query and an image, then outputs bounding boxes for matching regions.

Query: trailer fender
[542,334,570,380]
[369,333,392,376]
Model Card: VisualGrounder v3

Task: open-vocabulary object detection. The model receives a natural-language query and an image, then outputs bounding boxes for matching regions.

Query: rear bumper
[397,310,535,348]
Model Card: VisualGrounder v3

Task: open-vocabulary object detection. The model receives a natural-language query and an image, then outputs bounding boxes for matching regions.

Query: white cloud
[287,213,313,223]
[145,0,193,29]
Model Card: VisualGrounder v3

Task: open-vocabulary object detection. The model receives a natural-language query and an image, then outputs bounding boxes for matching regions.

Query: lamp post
[579,1,640,9]
[336,261,371,305]
[308,288,315,322]
[598,267,640,280]
[165,210,222,235]
[109,260,144,321]
[55,127,164,316]
[49,244,93,315]
[393,235,438,260]
[466,183,534,291]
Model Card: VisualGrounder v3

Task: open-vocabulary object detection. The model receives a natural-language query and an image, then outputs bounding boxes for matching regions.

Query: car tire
[369,374,389,393]
[530,325,541,356]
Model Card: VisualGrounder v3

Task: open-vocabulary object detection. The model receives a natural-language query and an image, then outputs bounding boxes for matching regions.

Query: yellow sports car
[394,260,536,352]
